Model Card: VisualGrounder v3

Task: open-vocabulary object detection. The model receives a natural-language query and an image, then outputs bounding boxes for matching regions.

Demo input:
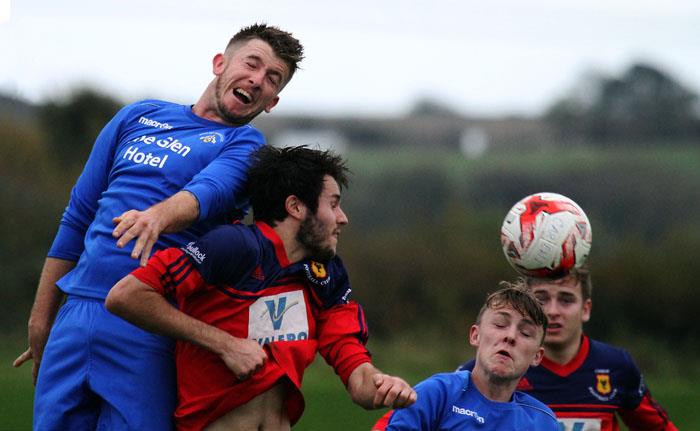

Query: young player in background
[379,283,558,431]
[107,146,416,430]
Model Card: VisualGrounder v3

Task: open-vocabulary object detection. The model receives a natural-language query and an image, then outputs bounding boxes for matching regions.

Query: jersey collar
[540,334,590,377]
[256,221,291,267]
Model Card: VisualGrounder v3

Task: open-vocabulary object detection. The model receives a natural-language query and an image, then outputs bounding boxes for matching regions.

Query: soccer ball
[501,193,592,278]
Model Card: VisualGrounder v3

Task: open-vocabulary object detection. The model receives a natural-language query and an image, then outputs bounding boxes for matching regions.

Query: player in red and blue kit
[456,269,677,431]
[107,146,417,430]
[15,24,305,430]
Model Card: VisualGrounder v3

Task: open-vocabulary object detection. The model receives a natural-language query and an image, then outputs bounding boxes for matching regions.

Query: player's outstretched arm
[346,363,417,410]
[112,191,200,267]
[13,257,76,385]
[105,274,267,380]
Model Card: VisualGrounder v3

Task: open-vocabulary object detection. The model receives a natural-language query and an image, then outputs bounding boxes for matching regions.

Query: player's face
[212,39,290,125]
[470,305,544,383]
[531,277,591,351]
[297,176,348,261]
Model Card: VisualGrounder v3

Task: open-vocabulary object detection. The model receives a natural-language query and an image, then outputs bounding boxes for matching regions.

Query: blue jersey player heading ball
[379,283,559,431]
[458,268,678,431]
[14,23,304,431]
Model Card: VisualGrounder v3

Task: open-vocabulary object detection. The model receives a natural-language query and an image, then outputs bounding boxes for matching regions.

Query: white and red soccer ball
[501,193,592,278]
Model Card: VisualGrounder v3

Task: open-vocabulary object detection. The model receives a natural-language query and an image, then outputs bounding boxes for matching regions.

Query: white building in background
[459,126,490,159]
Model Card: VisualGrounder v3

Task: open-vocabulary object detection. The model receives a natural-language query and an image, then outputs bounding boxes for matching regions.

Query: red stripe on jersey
[372,410,393,430]
[540,334,590,377]
[549,403,619,410]
[257,221,290,267]
[132,248,204,298]
[618,391,679,431]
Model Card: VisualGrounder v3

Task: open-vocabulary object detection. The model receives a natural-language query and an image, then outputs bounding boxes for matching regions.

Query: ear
[264,96,280,113]
[530,346,545,367]
[468,324,480,348]
[285,195,307,221]
[212,53,226,76]
[582,298,592,323]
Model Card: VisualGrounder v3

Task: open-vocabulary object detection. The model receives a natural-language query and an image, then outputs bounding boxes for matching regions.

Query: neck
[470,364,518,403]
[544,331,583,365]
[271,221,307,264]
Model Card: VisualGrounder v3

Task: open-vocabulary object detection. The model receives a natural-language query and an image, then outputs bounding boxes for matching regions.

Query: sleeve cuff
[47,223,85,261]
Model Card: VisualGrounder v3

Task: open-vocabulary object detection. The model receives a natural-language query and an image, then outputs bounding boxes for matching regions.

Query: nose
[248,69,266,88]
[542,300,559,317]
[337,207,349,225]
[503,326,517,345]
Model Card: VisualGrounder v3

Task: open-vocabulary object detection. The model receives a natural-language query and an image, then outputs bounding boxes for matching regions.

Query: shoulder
[224,124,265,145]
[111,99,176,124]
[123,99,174,114]
[417,370,469,394]
[512,391,559,426]
[182,224,260,282]
[588,337,639,370]
[301,256,353,307]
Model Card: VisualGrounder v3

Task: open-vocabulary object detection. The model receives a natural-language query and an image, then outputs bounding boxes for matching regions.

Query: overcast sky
[1,0,698,117]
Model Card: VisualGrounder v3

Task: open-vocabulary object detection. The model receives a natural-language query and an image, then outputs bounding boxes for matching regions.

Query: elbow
[105,278,132,316]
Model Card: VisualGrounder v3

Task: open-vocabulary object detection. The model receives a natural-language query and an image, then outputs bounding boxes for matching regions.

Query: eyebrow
[519,318,536,327]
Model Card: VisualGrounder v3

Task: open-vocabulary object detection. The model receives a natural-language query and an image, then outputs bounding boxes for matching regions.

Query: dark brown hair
[476,281,548,344]
[227,23,304,83]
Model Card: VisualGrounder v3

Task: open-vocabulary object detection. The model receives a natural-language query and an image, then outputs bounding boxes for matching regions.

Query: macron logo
[452,405,484,424]
[138,116,173,130]
[184,242,206,264]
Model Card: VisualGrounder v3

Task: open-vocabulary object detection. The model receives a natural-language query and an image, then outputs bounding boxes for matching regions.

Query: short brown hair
[476,281,548,344]
[227,23,304,83]
[526,265,593,301]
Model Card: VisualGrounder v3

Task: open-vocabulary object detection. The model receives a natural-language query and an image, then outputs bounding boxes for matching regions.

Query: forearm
[106,275,228,352]
[149,190,200,233]
[113,190,201,266]
[106,274,267,379]
[28,257,75,338]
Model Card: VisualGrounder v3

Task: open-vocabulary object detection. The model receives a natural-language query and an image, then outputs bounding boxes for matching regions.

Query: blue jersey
[458,335,676,431]
[47,99,264,299]
[386,370,558,431]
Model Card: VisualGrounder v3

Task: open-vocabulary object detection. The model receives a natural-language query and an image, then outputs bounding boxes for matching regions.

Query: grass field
[3,338,697,430]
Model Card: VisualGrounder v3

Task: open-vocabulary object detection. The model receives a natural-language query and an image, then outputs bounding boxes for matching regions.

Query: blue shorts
[34,296,176,430]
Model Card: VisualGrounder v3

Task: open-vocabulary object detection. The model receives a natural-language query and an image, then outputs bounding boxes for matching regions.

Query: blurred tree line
[546,62,700,144]
[1,62,698,356]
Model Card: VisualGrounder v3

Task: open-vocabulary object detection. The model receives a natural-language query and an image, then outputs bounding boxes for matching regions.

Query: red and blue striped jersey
[131,221,371,430]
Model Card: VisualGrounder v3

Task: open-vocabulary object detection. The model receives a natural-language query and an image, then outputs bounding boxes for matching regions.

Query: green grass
[2,338,696,430]
[347,145,700,182]
[1,340,34,431]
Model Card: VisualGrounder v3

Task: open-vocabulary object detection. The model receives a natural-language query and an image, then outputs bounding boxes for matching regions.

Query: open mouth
[496,350,512,359]
[233,88,252,104]
[547,323,562,332]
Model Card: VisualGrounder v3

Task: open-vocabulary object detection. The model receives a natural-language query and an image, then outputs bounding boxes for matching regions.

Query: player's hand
[13,348,41,384]
[13,328,49,385]
[113,209,164,267]
[219,337,268,381]
[372,373,417,409]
